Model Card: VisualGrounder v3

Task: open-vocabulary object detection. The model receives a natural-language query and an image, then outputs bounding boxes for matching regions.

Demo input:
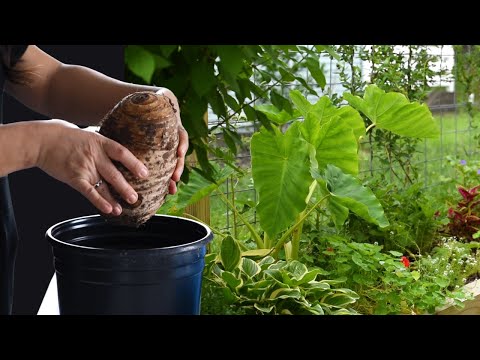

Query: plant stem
[273,193,330,257]
[290,181,318,260]
[216,189,264,248]
[264,232,271,249]
[290,224,303,260]
[365,123,376,134]
[231,175,238,239]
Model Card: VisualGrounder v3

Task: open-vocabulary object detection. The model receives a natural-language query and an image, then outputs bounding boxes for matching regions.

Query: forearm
[45,64,166,126]
[0,122,43,177]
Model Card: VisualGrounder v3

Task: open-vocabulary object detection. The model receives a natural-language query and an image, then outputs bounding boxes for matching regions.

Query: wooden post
[185,112,211,225]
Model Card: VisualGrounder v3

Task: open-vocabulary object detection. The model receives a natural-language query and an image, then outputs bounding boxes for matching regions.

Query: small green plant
[345,182,442,254]
[304,235,472,315]
[203,236,358,315]
[421,236,480,290]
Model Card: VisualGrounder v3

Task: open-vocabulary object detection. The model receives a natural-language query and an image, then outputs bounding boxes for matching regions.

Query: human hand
[156,88,189,194]
[35,120,148,215]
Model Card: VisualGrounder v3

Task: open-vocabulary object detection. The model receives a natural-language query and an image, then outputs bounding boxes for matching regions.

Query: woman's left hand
[156,89,189,195]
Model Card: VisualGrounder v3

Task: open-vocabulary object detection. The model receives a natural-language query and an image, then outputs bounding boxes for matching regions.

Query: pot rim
[46,214,213,254]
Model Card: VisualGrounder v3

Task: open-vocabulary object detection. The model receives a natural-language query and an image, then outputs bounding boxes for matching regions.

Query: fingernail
[128,193,138,204]
[113,205,122,216]
[139,167,149,178]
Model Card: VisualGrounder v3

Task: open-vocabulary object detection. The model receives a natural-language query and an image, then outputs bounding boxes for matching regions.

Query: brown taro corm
[99,91,179,227]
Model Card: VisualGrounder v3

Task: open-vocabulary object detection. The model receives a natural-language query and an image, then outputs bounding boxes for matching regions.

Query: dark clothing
[1,45,28,315]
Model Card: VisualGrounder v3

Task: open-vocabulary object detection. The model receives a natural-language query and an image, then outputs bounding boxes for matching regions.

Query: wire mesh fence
[207,45,476,232]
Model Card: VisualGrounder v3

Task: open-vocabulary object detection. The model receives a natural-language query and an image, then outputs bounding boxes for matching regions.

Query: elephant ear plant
[161,84,440,314]
[248,84,439,259]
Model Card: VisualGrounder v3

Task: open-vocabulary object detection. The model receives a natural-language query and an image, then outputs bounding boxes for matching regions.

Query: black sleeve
[10,45,28,67]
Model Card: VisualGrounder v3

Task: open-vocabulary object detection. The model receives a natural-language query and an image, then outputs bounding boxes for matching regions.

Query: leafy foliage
[345,182,442,254]
[125,45,336,180]
[303,235,472,314]
[164,86,438,261]
[204,237,358,315]
[344,85,439,138]
[334,45,446,186]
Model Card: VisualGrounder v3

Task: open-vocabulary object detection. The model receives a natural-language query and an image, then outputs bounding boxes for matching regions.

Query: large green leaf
[303,116,359,175]
[315,165,389,228]
[251,123,312,238]
[289,90,312,116]
[335,106,366,143]
[291,91,363,175]
[291,91,365,144]
[318,178,350,228]
[125,45,156,83]
[220,236,242,272]
[159,164,233,215]
[343,84,440,138]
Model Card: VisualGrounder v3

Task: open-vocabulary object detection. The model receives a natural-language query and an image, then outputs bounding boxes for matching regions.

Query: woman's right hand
[35,120,149,215]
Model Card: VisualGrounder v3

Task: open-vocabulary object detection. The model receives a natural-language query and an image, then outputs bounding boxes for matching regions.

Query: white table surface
[37,274,59,315]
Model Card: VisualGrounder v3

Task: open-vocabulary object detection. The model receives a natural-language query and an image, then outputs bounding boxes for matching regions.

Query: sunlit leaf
[251,123,312,238]
[344,84,439,138]
[125,45,155,83]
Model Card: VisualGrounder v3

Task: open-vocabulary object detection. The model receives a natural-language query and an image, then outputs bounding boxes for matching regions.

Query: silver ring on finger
[93,179,103,189]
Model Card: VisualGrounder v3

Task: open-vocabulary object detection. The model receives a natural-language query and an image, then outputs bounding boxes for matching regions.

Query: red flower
[326,247,334,253]
[401,256,410,268]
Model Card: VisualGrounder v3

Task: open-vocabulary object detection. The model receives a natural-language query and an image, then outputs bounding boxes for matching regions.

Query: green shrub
[304,235,472,314]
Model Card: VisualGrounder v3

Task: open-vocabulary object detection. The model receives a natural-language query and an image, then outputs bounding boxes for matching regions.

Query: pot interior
[48,215,210,251]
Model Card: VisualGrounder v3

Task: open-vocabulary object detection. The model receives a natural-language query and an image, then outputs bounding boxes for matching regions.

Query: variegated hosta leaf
[220,236,241,272]
[241,257,261,278]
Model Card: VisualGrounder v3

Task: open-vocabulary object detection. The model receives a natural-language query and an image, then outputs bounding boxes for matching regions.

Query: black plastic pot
[46,214,213,315]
